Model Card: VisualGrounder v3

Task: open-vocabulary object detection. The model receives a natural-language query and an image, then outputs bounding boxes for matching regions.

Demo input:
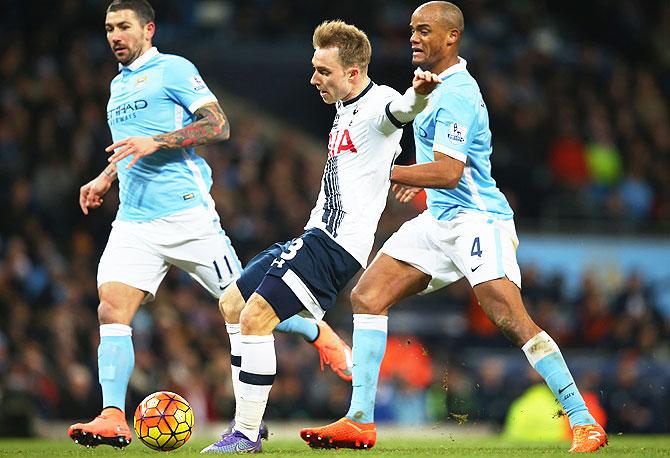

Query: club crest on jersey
[328,129,357,158]
[332,113,340,130]
[134,75,149,89]
[189,75,208,92]
[447,122,467,145]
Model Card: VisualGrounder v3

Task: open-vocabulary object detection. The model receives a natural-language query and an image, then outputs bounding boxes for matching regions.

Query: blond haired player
[201,20,440,453]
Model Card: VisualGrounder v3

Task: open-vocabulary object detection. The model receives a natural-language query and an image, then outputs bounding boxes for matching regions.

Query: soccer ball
[133,391,194,451]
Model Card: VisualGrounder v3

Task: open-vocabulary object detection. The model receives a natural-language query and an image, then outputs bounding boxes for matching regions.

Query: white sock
[226,322,241,428]
[236,334,275,442]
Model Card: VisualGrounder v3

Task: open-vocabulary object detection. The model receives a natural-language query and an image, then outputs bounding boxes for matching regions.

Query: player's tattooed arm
[152,101,230,148]
[107,102,230,169]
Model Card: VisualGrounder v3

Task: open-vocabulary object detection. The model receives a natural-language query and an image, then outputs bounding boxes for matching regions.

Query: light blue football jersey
[107,47,218,221]
[413,58,513,221]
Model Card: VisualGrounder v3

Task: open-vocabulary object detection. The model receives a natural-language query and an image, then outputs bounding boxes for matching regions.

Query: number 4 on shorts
[471,236,482,257]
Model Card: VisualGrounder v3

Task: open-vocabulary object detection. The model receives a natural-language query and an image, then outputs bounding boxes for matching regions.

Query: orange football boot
[300,417,376,449]
[569,423,608,453]
[311,321,352,382]
[68,407,132,448]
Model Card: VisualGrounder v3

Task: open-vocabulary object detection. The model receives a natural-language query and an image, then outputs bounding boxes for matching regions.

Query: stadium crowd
[0,0,668,436]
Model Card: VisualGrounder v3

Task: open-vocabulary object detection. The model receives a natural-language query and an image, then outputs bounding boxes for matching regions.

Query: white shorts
[97,206,243,303]
[380,210,521,294]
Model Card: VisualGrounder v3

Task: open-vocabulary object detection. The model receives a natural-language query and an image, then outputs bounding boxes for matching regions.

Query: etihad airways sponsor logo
[107,99,148,124]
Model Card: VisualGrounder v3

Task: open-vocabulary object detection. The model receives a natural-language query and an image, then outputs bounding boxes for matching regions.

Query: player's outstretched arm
[106,101,229,169]
[79,163,116,215]
[385,69,441,129]
[411,69,441,95]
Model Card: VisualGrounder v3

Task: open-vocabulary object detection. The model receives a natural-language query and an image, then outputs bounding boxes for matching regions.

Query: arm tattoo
[152,102,230,149]
[102,163,118,180]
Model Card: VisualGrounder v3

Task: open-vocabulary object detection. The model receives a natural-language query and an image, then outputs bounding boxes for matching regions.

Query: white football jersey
[305,81,404,267]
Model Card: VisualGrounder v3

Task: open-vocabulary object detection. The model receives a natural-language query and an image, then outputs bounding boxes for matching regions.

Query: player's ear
[447,28,460,44]
[145,21,156,40]
[347,66,359,81]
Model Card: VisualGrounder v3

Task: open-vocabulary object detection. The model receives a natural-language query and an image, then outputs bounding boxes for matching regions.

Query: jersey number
[328,129,357,158]
[213,257,233,278]
[471,237,483,257]
[271,238,304,269]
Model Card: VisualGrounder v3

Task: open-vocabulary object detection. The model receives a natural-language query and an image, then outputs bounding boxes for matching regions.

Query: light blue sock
[523,331,595,427]
[346,314,388,424]
[98,324,134,411]
[274,315,319,342]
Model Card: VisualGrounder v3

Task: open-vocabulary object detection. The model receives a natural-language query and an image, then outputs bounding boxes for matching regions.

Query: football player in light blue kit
[68,0,351,449]
[302,2,607,453]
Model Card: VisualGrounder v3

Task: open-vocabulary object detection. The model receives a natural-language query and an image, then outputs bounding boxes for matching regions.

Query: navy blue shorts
[236,228,361,320]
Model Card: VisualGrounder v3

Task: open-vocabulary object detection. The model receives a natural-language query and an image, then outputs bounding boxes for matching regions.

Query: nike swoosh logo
[558,382,574,394]
[471,264,483,272]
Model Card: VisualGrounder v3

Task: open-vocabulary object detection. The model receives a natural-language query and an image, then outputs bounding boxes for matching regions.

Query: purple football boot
[200,430,262,454]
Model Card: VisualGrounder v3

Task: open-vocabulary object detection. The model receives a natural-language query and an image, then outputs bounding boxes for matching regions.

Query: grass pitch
[0,436,668,457]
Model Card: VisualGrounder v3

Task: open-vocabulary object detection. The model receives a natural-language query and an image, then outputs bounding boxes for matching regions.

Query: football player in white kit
[201,20,441,453]
[301,2,607,453]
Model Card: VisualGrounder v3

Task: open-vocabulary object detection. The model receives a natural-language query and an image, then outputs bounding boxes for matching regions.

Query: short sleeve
[163,57,217,114]
[368,86,402,136]
[433,93,476,163]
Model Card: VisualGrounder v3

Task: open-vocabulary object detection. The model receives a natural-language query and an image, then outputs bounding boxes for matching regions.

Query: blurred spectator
[503,382,569,440]
[473,358,509,426]
[602,354,667,433]
[548,110,589,189]
[375,335,433,424]
[57,363,99,421]
[617,151,654,223]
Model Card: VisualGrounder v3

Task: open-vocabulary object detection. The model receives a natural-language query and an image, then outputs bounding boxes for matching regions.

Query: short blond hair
[312,20,371,71]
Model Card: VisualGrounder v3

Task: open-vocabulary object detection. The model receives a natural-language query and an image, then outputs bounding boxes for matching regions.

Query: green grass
[0,436,668,457]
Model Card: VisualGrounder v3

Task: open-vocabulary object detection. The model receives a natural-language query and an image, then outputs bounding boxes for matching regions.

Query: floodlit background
[0,0,668,440]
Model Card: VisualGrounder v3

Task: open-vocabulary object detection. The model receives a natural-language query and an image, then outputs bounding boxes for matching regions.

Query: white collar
[437,56,467,80]
[118,46,159,72]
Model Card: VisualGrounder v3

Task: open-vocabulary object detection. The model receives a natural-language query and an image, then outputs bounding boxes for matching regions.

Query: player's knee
[239,298,276,335]
[219,283,246,323]
[239,309,263,334]
[97,299,122,324]
[219,293,244,323]
[350,285,383,315]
